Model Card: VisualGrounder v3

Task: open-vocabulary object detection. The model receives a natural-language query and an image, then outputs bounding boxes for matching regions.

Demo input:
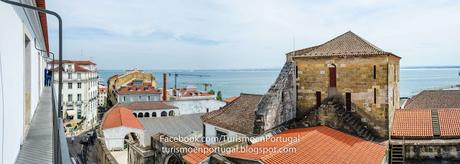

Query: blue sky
[46,0,460,70]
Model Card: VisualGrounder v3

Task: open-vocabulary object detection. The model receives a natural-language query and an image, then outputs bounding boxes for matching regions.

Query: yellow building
[107,70,157,107]
[288,31,400,139]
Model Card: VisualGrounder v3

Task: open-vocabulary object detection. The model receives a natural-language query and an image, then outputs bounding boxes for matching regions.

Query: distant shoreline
[98,66,460,72]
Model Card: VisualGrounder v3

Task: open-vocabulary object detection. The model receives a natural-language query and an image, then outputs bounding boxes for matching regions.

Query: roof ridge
[240,93,264,96]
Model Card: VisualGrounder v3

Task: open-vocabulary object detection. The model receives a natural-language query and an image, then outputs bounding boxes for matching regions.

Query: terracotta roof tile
[438,108,460,137]
[201,93,262,135]
[183,144,213,164]
[36,0,49,51]
[223,96,239,103]
[101,106,144,130]
[117,101,177,111]
[404,90,460,109]
[391,109,433,138]
[225,126,385,164]
[48,60,96,65]
[288,31,400,59]
[117,83,160,95]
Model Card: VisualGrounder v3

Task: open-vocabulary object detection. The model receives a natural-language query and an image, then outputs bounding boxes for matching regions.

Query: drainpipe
[0,0,63,117]
[163,73,167,101]
[0,1,63,164]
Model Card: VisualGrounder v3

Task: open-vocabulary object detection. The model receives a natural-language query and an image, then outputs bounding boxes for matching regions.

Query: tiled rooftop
[391,109,433,138]
[391,108,460,138]
[223,96,239,103]
[201,93,263,135]
[438,109,460,137]
[117,83,160,95]
[404,90,460,109]
[182,144,213,164]
[288,31,399,58]
[101,106,144,130]
[225,126,386,164]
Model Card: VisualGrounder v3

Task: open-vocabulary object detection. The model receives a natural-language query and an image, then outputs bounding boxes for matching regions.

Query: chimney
[163,73,167,101]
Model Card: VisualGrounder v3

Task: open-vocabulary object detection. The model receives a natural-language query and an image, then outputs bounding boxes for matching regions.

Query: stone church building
[288,31,401,139]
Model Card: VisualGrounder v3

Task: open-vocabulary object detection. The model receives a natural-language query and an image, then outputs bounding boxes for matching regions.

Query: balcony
[15,87,71,164]
[66,101,74,106]
[76,100,83,106]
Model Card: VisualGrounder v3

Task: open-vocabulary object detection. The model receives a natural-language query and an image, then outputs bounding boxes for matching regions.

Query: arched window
[133,113,137,117]
[169,110,175,116]
[152,112,157,117]
[161,111,167,117]
[144,112,150,117]
[138,112,144,118]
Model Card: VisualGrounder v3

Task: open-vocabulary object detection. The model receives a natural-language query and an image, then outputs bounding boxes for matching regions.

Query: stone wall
[294,55,400,138]
[400,144,460,162]
[95,138,119,164]
[254,61,297,134]
[127,141,155,164]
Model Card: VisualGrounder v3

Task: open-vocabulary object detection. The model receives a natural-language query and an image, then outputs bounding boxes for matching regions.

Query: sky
[46,0,460,70]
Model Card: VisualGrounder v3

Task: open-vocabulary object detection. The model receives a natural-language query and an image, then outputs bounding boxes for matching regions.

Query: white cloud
[45,0,460,69]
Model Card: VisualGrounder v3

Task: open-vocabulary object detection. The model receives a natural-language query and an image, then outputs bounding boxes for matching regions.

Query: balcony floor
[16,87,54,164]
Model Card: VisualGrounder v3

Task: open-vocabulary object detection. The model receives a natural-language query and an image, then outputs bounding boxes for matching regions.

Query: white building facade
[166,99,226,115]
[0,0,49,163]
[98,84,107,107]
[50,60,99,131]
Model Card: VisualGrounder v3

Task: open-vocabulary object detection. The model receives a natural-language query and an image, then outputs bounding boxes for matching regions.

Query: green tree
[216,91,222,101]
[208,89,215,95]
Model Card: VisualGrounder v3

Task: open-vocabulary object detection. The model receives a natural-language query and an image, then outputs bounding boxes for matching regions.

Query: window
[77,94,81,101]
[216,130,228,142]
[68,73,72,79]
[169,110,175,116]
[148,96,151,101]
[123,96,126,102]
[139,96,142,100]
[374,88,377,104]
[68,94,73,101]
[68,83,72,89]
[373,65,376,79]
[144,112,150,117]
[133,113,137,117]
[295,66,298,78]
[77,73,81,79]
[152,112,157,117]
[77,82,81,88]
[161,111,167,117]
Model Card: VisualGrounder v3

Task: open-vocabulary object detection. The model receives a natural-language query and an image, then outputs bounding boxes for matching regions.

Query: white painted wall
[0,2,48,163]
[166,99,226,115]
[203,123,246,145]
[103,127,144,151]
[51,63,99,131]
[133,109,178,118]
[117,93,161,103]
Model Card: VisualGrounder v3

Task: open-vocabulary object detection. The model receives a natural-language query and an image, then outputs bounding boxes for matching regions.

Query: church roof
[201,93,263,135]
[101,106,144,130]
[288,31,400,58]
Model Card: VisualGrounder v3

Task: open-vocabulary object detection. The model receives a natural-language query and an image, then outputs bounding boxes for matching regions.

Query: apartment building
[49,60,99,131]
[98,84,107,108]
